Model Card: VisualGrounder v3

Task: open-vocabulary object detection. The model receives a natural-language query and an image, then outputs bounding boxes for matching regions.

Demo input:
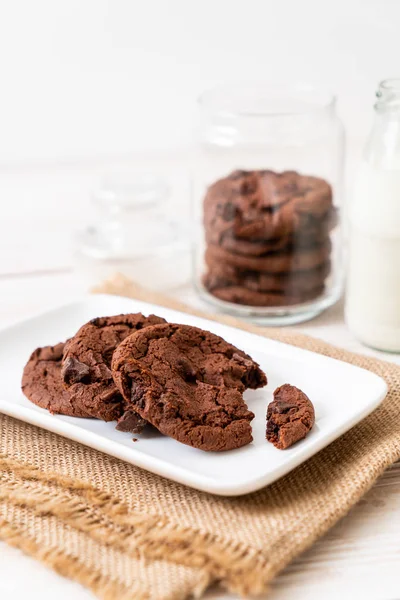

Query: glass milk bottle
[345,79,400,352]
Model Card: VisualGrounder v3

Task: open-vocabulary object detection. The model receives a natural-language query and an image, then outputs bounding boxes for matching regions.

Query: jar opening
[376,79,400,110]
[379,78,400,93]
[198,84,335,118]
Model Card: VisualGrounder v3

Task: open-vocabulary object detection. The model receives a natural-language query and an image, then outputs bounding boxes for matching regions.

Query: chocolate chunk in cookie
[22,342,92,417]
[112,323,267,451]
[61,357,90,385]
[115,410,147,433]
[266,384,315,449]
[62,313,167,422]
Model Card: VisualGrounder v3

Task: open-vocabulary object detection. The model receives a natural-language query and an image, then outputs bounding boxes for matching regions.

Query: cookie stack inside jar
[202,169,336,308]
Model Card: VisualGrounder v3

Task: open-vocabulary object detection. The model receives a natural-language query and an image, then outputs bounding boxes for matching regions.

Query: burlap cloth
[1,274,400,600]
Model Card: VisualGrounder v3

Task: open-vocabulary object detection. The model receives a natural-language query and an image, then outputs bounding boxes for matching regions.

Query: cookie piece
[205,239,331,273]
[22,343,92,417]
[266,384,315,449]
[206,285,324,307]
[61,313,167,422]
[203,261,331,294]
[112,323,267,451]
[204,169,335,242]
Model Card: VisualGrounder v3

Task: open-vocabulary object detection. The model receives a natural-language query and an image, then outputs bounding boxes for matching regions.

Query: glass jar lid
[76,173,187,260]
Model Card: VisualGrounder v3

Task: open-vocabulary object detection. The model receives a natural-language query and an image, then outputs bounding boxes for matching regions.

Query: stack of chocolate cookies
[202,169,336,307]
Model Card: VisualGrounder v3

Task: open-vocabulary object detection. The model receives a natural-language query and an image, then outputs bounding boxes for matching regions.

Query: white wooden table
[1,164,400,600]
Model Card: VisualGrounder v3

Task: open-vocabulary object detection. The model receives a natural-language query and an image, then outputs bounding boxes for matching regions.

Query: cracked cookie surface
[61,313,166,424]
[266,384,315,449]
[204,169,335,242]
[112,323,267,451]
[22,342,92,417]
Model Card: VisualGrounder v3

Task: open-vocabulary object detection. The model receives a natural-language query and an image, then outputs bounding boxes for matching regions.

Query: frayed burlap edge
[0,453,275,595]
[0,516,149,600]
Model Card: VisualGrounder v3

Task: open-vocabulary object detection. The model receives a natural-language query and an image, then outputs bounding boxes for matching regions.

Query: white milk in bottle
[345,80,400,351]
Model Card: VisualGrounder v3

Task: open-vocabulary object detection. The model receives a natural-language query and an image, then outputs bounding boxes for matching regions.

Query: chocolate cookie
[205,239,331,273]
[61,313,167,423]
[205,228,291,255]
[22,343,91,417]
[205,285,324,307]
[266,384,315,449]
[112,323,267,451]
[205,219,335,256]
[203,261,331,294]
[204,169,335,242]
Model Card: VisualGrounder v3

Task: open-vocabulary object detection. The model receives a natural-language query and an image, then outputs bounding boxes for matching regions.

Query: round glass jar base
[195,282,342,326]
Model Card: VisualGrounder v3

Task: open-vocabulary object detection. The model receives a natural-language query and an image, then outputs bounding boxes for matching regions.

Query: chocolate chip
[241,180,257,195]
[61,357,90,385]
[98,387,119,403]
[176,357,197,383]
[131,382,146,408]
[222,202,237,221]
[266,419,279,435]
[89,317,101,326]
[116,410,147,433]
[273,400,298,414]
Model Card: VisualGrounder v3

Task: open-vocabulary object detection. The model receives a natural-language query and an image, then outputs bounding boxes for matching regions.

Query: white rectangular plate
[0,294,387,496]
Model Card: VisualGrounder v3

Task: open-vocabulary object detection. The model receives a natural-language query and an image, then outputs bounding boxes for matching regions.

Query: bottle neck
[364,80,400,168]
[375,79,400,114]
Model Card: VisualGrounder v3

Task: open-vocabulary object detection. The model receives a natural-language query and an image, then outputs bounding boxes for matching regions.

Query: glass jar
[74,172,191,292]
[345,79,400,352]
[193,84,345,325]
